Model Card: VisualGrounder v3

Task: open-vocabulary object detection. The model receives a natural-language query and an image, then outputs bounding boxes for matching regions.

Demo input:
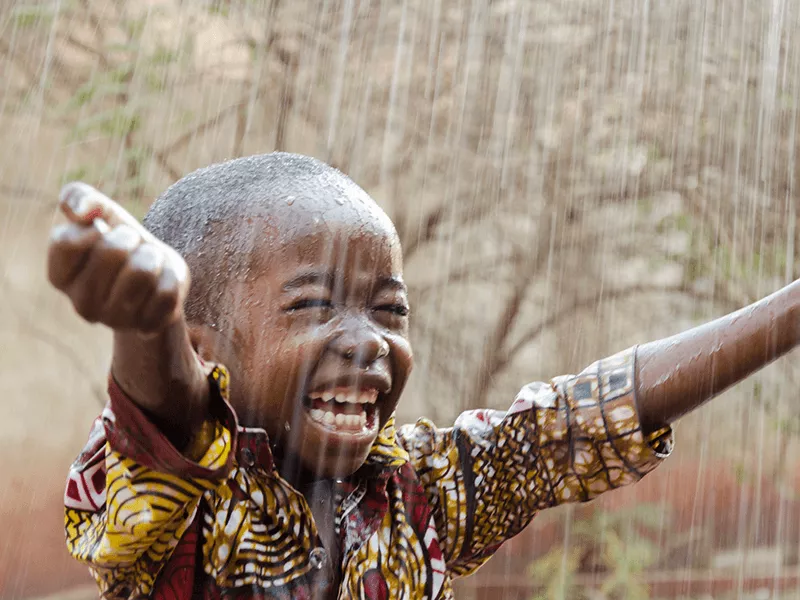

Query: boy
[50,153,799,599]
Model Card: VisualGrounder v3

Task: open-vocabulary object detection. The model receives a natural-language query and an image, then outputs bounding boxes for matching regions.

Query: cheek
[251,320,330,392]
[389,331,413,366]
[281,321,331,370]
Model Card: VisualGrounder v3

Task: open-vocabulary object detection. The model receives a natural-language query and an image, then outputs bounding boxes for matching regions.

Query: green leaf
[10,5,56,28]
[123,17,146,41]
[68,81,99,109]
[107,65,134,85]
[122,145,150,169]
[68,107,141,140]
[104,41,140,54]
[63,166,91,183]
[144,71,166,92]
[529,546,583,600]
[65,80,130,110]
[116,176,148,199]
[149,46,179,66]
[208,2,231,17]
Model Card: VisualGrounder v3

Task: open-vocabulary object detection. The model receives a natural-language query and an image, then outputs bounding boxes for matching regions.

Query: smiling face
[195,194,413,479]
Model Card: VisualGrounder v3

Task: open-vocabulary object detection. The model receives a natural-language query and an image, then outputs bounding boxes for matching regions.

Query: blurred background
[2,0,800,598]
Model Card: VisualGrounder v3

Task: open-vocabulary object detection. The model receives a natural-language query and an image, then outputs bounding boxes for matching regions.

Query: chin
[291,414,379,479]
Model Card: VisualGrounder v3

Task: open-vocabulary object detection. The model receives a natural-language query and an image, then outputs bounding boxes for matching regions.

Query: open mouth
[302,387,380,435]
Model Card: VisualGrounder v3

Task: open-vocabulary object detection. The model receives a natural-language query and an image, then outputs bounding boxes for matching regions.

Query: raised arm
[48,182,208,449]
[635,279,800,433]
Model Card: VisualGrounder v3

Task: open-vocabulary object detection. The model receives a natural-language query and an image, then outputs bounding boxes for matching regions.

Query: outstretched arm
[635,279,800,433]
[48,183,209,449]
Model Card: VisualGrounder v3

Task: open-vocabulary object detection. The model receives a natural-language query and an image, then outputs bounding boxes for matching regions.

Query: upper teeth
[309,389,378,404]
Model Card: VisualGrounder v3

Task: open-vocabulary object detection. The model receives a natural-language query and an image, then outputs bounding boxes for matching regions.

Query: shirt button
[309,547,328,570]
[239,447,255,467]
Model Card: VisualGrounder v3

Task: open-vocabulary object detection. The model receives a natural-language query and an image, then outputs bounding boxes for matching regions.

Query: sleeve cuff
[103,364,238,481]
[564,346,674,481]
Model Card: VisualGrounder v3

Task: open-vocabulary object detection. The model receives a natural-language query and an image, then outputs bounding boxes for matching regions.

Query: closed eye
[286,298,333,312]
[374,303,410,317]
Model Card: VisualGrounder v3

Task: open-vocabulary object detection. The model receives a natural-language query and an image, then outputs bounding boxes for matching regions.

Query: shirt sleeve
[64,365,237,598]
[396,346,673,577]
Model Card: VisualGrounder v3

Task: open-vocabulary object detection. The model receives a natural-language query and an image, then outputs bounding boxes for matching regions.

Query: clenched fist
[48,183,189,334]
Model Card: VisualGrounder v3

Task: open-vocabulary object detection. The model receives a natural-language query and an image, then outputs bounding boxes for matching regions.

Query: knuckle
[155,289,179,314]
[130,243,163,270]
[49,224,72,244]
[126,265,159,291]
[47,257,68,288]
[48,226,83,253]
[72,298,99,323]
[47,271,68,291]
[93,242,129,268]
[157,262,187,296]
[103,224,141,253]
[156,272,179,296]
[124,245,159,276]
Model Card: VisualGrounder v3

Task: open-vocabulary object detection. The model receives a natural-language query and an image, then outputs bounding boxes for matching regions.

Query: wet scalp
[143,152,385,325]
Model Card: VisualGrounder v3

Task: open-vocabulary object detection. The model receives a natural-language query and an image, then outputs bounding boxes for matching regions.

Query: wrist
[111,317,209,438]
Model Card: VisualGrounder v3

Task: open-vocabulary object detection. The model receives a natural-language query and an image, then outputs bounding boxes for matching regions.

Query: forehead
[244,199,404,283]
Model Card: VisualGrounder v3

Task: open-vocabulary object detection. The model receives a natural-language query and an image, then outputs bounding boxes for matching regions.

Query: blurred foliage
[56,8,185,203]
[529,505,667,600]
[3,2,800,594]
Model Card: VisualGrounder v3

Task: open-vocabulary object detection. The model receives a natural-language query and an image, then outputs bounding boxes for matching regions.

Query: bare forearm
[111,318,209,447]
[635,280,800,433]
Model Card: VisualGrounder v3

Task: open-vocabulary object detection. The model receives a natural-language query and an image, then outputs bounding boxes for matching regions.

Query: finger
[59,182,146,234]
[47,221,104,290]
[104,244,165,329]
[163,246,190,298]
[138,264,182,334]
[65,224,143,323]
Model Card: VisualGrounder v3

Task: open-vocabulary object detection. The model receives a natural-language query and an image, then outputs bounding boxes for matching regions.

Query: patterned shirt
[64,347,673,599]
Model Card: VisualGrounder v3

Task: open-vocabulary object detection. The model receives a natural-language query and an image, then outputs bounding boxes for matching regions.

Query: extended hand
[47,183,189,335]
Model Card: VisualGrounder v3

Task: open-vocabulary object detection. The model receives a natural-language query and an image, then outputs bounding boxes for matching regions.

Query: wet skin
[49,181,800,473]
[191,201,413,479]
[47,177,800,599]
[635,280,800,433]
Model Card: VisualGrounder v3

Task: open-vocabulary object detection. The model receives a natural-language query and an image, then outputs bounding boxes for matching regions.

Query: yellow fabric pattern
[65,422,232,596]
[398,347,672,576]
[64,346,672,599]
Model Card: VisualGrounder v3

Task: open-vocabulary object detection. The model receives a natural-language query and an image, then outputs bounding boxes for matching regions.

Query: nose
[330,316,389,368]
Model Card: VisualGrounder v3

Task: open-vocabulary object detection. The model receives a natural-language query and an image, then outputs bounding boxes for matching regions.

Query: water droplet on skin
[286,196,295,205]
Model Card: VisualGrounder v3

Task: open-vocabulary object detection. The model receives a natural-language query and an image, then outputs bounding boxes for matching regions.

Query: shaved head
[143,152,397,326]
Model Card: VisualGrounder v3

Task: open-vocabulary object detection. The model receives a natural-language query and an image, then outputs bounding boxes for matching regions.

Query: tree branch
[401,204,446,260]
[0,184,56,206]
[0,38,61,104]
[3,280,106,407]
[494,283,743,380]
[60,33,108,68]
[470,209,555,407]
[149,145,183,182]
[159,96,255,157]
